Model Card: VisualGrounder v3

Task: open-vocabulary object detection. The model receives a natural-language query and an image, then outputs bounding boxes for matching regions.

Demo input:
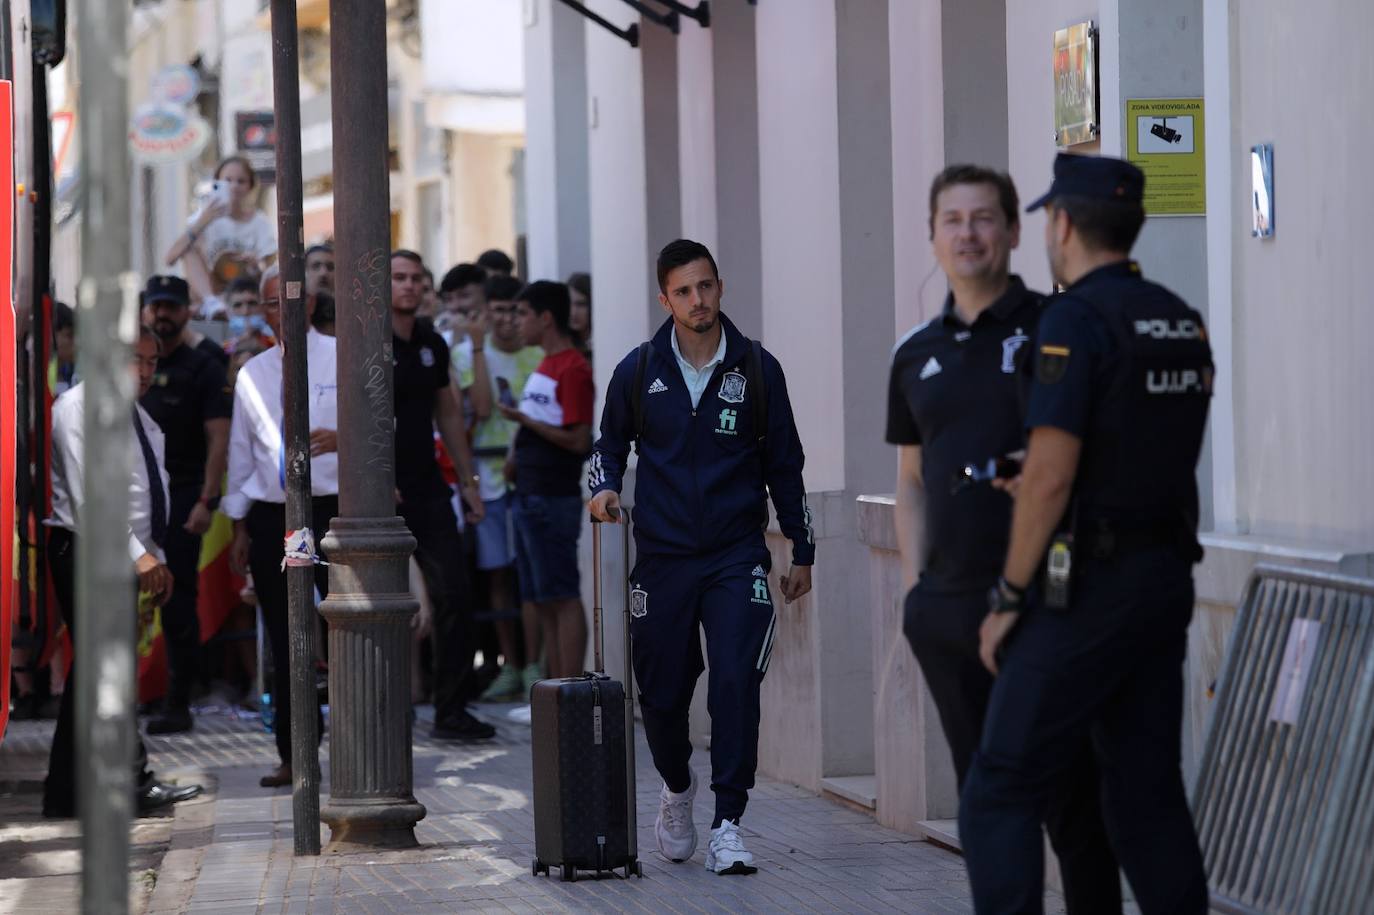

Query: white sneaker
[705,820,757,875]
[654,770,698,862]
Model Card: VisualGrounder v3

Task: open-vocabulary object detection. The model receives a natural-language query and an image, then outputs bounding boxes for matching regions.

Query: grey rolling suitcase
[530,510,643,881]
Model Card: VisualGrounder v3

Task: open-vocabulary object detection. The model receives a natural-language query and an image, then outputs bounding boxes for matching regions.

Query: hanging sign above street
[129,104,211,164]
[150,64,202,107]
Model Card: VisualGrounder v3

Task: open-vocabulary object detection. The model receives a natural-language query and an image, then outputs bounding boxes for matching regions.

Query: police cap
[143,274,190,307]
[1025,153,1145,212]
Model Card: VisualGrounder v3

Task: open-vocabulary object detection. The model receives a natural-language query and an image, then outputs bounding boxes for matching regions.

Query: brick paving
[1,702,1070,914]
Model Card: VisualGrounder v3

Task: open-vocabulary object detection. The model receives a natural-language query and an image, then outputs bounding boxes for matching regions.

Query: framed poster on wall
[1053,21,1099,148]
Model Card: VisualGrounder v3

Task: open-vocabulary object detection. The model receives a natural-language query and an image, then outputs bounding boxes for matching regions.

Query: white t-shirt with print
[192,210,277,295]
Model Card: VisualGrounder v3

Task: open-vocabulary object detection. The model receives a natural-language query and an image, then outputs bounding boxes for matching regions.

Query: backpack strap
[631,341,652,447]
[747,339,767,447]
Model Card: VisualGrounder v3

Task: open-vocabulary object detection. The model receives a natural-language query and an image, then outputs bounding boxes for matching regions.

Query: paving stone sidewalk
[1,702,1068,914]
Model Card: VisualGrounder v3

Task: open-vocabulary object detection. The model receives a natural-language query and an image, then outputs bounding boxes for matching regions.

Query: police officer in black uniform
[887,165,1120,913]
[961,154,1212,914]
[139,274,232,734]
[389,250,493,741]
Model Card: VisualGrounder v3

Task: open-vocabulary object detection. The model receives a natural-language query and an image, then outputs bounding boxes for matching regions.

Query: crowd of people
[14,149,1215,914]
[19,155,598,805]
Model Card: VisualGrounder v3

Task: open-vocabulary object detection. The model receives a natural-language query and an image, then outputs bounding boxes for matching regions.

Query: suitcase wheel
[622,860,643,879]
[532,858,546,877]
[561,864,576,883]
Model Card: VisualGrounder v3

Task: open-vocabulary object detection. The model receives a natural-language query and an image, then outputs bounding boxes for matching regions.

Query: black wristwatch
[988,576,1027,615]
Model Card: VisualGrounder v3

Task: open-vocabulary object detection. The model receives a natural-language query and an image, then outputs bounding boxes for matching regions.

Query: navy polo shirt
[140,338,232,491]
[886,276,1043,593]
[392,320,453,503]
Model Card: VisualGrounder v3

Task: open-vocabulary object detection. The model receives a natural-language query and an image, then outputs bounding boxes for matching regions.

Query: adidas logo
[918,356,942,381]
[647,378,668,394]
[752,565,766,578]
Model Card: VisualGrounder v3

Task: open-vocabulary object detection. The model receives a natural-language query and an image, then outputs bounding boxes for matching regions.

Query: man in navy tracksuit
[589,239,815,876]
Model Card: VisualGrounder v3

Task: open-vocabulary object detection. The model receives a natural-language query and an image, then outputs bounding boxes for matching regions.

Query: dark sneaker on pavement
[705,820,757,875]
[433,710,496,741]
[146,706,194,735]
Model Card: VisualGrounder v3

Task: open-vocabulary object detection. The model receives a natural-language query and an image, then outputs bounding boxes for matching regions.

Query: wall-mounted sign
[1125,98,1206,215]
[129,104,211,164]
[1251,143,1274,238]
[151,64,201,107]
[235,110,277,185]
[1053,22,1098,147]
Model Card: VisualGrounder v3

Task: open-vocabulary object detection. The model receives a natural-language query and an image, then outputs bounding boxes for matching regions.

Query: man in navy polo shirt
[389,250,492,741]
[887,166,1119,913]
[139,274,231,735]
[589,239,814,876]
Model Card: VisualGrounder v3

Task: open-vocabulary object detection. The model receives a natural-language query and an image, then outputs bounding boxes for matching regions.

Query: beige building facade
[48,0,525,305]
[521,0,1374,838]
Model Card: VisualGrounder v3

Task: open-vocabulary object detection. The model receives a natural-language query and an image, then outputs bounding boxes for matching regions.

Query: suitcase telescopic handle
[589,507,639,864]
[589,508,630,679]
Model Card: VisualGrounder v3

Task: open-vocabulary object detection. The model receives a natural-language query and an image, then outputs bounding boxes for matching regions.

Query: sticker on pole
[282,527,328,570]
[1270,618,1321,726]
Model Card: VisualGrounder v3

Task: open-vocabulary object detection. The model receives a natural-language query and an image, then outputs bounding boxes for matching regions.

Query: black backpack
[629,339,768,451]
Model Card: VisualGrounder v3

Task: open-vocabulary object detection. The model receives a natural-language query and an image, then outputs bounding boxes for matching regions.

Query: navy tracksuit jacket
[589,312,814,824]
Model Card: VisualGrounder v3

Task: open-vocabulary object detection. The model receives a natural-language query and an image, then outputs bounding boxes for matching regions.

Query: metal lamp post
[318,0,425,851]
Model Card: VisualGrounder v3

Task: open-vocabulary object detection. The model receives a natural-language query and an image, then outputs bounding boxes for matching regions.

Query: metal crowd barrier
[1192,564,1374,915]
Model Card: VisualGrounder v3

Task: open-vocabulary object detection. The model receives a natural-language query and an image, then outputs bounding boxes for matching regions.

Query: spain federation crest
[630,588,648,619]
[718,371,747,404]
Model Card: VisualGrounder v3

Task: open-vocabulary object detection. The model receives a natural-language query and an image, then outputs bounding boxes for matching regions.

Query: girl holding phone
[165,156,277,316]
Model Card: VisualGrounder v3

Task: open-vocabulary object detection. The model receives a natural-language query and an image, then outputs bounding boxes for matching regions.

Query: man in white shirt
[43,325,204,818]
[225,267,338,788]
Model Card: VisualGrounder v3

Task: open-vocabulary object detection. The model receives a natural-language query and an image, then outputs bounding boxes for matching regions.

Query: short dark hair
[440,262,487,294]
[567,272,590,303]
[391,249,424,267]
[226,276,259,297]
[927,164,1020,237]
[477,249,514,275]
[517,280,571,335]
[53,301,74,333]
[485,274,524,303]
[304,243,333,260]
[656,239,719,293]
[1052,194,1145,253]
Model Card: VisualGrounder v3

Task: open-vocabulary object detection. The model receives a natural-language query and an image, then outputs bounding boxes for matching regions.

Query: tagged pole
[75,1,136,908]
[269,0,321,856]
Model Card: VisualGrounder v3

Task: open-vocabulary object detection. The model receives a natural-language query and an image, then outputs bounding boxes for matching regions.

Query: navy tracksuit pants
[630,540,777,826]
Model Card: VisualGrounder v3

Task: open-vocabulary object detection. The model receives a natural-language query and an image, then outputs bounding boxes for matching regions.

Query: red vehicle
[2,0,66,740]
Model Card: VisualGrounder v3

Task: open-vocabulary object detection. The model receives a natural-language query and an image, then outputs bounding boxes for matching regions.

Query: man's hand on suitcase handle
[780,564,812,605]
[589,490,623,523]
